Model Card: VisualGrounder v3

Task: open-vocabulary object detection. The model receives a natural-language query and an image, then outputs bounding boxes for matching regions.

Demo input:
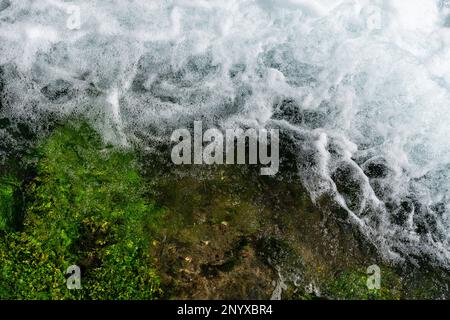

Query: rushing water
[1,0,450,268]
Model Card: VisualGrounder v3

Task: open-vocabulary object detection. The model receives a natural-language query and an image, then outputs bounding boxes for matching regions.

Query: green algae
[0,122,162,299]
[0,177,17,231]
[323,268,402,300]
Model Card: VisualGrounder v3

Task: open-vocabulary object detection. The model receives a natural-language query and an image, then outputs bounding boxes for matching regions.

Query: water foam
[1,0,450,267]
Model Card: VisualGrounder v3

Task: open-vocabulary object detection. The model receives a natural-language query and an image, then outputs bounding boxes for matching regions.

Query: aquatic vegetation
[0,176,19,231]
[0,123,163,299]
[323,268,402,300]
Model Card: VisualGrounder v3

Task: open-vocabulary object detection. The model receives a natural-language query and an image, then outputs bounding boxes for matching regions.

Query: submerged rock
[272,99,303,125]
[362,157,392,179]
[261,48,320,87]
[272,98,328,129]
[331,162,366,213]
[40,79,74,102]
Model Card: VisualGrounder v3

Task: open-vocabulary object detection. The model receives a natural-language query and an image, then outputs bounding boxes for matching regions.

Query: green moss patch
[0,123,163,299]
[0,179,15,231]
[323,268,402,300]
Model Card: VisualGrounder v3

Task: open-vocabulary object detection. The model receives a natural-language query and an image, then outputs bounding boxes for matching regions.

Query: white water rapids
[1,0,450,267]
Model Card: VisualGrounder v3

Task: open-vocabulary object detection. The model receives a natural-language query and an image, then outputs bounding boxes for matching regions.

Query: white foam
[1,0,450,266]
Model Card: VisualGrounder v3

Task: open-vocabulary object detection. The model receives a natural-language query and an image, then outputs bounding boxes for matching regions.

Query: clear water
[1,0,450,267]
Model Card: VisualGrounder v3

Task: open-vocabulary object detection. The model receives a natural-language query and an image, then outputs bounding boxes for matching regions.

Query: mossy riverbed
[0,121,448,299]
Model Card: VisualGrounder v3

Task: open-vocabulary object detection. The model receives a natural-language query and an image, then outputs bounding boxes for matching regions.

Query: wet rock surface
[142,161,379,299]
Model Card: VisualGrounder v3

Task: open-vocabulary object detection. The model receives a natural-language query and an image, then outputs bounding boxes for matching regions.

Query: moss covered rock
[0,122,163,299]
[323,268,402,300]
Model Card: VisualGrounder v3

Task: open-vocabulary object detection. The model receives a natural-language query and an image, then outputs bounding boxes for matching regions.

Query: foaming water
[1,0,450,267]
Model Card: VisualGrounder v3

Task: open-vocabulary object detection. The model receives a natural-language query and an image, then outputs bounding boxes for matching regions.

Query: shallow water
[1,0,450,268]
